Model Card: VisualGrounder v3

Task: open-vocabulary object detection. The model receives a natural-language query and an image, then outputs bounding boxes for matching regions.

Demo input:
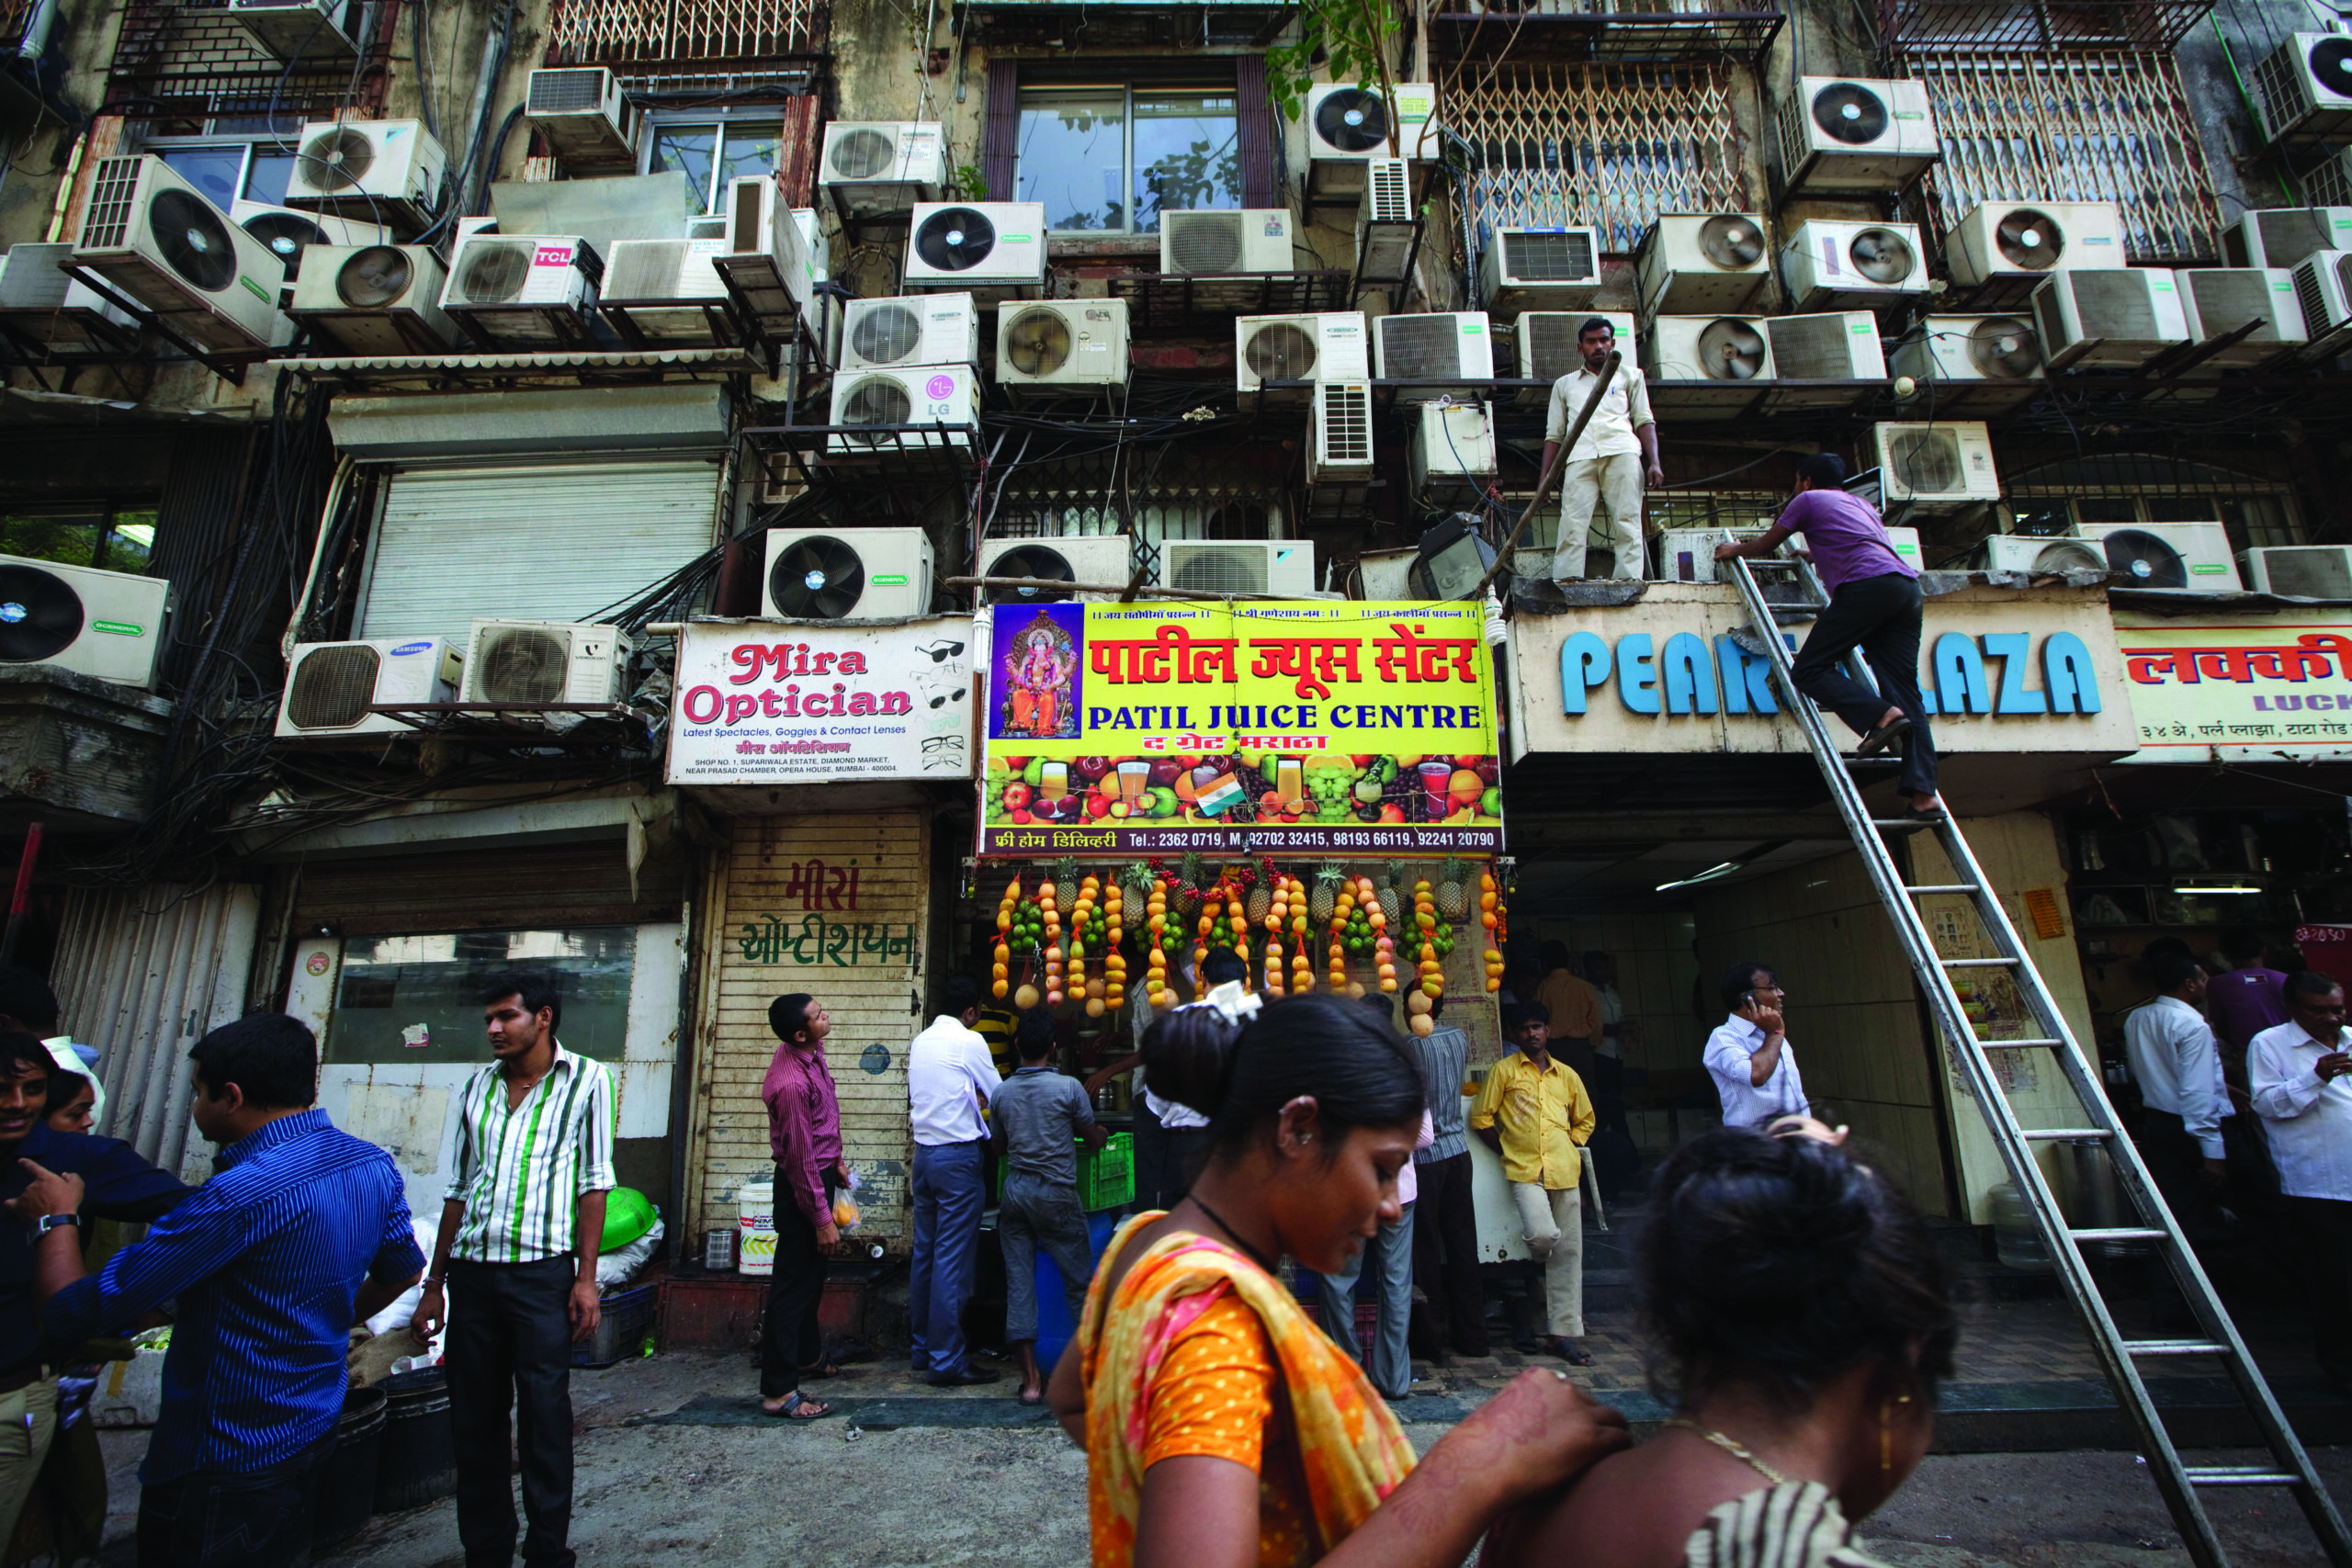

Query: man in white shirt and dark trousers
[1542,317,1663,583]
[907,975,1001,1385]
[1702,962,1807,1129]
[2248,971,2352,1390]
[2122,953,2231,1238]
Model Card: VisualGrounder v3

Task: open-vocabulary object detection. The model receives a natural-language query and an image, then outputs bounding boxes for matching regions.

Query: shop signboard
[977,600,1501,856]
[666,615,975,785]
[2110,611,2352,761]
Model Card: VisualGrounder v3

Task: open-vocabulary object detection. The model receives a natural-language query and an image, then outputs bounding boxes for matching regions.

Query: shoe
[927,1366,1003,1386]
[1548,1337,1596,1367]
[1857,716,1912,757]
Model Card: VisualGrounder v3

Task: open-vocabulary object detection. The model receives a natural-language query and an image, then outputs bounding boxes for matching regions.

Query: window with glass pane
[324,927,635,1066]
[649,122,785,212]
[1019,88,1126,231]
[0,506,157,572]
[156,147,247,211]
[1133,91,1239,231]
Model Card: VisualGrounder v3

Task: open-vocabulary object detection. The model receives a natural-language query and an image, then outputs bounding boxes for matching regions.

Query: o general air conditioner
[1635,213,1770,317]
[997,300,1130,398]
[1762,311,1887,380]
[227,0,358,62]
[72,156,291,351]
[763,528,933,620]
[439,231,603,347]
[1477,227,1602,319]
[461,621,632,705]
[231,199,369,303]
[843,293,979,372]
[0,243,134,353]
[1777,77,1940,196]
[2253,32,2352,143]
[2240,544,2352,598]
[2177,267,2308,367]
[1160,210,1293,275]
[829,364,978,453]
[276,637,461,738]
[903,203,1046,297]
[1160,540,1317,596]
[1889,315,2043,385]
[1863,422,2000,510]
[1307,381,1375,483]
[0,554,170,687]
[1236,311,1369,400]
[977,536,1132,604]
[286,119,447,230]
[1512,310,1636,400]
[524,67,636,167]
[1780,220,1928,311]
[2030,268,2189,370]
[288,243,455,354]
[2223,206,2352,270]
[820,122,947,220]
[1945,202,2126,288]
[2075,522,2242,592]
[1373,310,1494,401]
[1305,82,1439,197]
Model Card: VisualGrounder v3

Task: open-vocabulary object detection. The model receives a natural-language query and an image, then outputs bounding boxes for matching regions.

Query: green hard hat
[602,1187,657,1250]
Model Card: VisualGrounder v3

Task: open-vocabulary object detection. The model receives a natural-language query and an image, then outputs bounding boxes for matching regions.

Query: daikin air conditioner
[977,535,1133,604]
[2029,269,2189,370]
[2223,206,2352,270]
[1634,214,1770,316]
[1512,310,1636,399]
[1305,81,1439,188]
[288,119,447,230]
[997,300,1130,397]
[1374,310,1494,400]
[1408,401,1497,508]
[439,231,602,346]
[1235,311,1369,399]
[72,156,291,351]
[1160,540,1317,596]
[1645,315,1774,383]
[461,622,632,706]
[2076,522,2242,592]
[828,364,978,452]
[1777,77,1939,195]
[1974,534,2109,577]
[525,68,635,166]
[2253,32,2352,143]
[842,293,979,372]
[1863,422,1999,509]
[2177,267,2307,366]
[288,243,455,354]
[1357,160,1416,283]
[1764,310,1888,380]
[1477,227,1602,319]
[903,203,1046,295]
[1780,220,1928,311]
[1945,201,2126,288]
[227,0,357,62]
[2291,248,2352,353]
[763,528,934,620]
[1160,209,1293,275]
[0,554,169,686]
[820,122,947,219]
[231,199,369,302]
[2240,544,2352,597]
[1889,314,2043,384]
[0,243,134,352]
[1307,381,1375,482]
[275,637,461,738]
[600,237,729,344]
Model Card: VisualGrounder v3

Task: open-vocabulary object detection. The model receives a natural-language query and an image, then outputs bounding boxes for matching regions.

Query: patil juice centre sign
[978,600,1501,856]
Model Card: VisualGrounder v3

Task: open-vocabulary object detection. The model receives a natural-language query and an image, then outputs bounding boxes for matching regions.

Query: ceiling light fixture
[2172,885,2261,896]
[1656,862,1744,894]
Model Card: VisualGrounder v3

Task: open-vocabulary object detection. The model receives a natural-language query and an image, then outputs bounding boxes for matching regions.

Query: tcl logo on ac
[535,244,574,267]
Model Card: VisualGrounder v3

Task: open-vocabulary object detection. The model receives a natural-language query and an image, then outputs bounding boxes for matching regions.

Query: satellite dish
[1315,88,1389,153]
[150,189,237,292]
[2100,528,2190,588]
[1699,215,1764,269]
[769,535,869,619]
[1003,309,1072,376]
[1966,316,2041,378]
[913,207,998,273]
[1849,227,1916,285]
[1995,208,2064,271]
[1695,317,1768,380]
[1812,82,1891,145]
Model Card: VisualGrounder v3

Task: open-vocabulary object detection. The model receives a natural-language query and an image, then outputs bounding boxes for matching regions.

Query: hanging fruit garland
[1103,878,1126,1011]
[1482,868,1506,993]
[1039,870,1064,1008]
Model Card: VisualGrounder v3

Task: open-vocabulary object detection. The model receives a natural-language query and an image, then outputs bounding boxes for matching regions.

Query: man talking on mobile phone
[1703,961,1810,1129]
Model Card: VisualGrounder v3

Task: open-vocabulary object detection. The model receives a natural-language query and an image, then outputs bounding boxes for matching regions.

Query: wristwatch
[33,1213,79,1238]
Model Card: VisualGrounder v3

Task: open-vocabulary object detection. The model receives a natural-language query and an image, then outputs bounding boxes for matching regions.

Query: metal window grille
[1901,51,2222,265]
[547,0,821,65]
[104,1,392,123]
[1445,64,1741,254]
[987,455,1287,582]
[2000,453,2305,547]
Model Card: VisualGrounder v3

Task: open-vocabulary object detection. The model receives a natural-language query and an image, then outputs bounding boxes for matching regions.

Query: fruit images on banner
[978,600,1502,856]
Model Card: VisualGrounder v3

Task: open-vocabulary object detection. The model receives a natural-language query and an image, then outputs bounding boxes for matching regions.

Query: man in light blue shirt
[1702,961,1808,1129]
[2124,953,2230,1226]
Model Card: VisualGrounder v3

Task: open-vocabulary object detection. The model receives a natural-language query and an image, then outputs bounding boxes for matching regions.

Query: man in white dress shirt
[1702,961,1808,1130]
[906,975,1001,1385]
[2248,972,2352,1390]
[1542,318,1663,583]
[2122,953,2231,1227]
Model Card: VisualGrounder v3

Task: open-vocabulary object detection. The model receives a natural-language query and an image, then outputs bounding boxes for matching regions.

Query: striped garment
[1685,1482,1892,1568]
[447,1043,618,1263]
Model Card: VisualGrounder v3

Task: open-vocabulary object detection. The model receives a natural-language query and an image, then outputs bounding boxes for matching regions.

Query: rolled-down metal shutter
[360,460,722,646]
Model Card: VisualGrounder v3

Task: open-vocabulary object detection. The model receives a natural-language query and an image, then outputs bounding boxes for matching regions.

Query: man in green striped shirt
[413,974,616,1568]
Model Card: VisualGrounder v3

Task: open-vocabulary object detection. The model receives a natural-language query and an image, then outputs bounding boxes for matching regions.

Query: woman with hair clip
[1046,989,1630,1568]
[1484,1123,1958,1568]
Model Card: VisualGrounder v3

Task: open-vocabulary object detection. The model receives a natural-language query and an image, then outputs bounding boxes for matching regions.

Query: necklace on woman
[1664,1418,1792,1487]
[1185,1193,1279,1275]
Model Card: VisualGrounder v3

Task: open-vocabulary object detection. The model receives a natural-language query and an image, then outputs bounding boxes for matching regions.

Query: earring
[1879,1392,1913,1474]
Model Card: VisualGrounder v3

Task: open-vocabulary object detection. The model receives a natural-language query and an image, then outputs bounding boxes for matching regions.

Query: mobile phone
[1742,990,1758,1009]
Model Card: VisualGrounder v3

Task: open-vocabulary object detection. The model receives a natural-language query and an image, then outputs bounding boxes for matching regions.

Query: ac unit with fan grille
[2291,248,2352,353]
[997,299,1130,397]
[1780,220,1928,311]
[1889,314,2043,385]
[1863,422,1999,510]
[2253,32,2352,144]
[286,119,447,231]
[2240,544,2352,597]
[1308,380,1375,483]
[977,536,1133,604]
[1160,209,1293,276]
[1160,540,1317,597]
[1408,401,1497,510]
[820,122,947,220]
[2223,206,2352,271]
[231,199,370,304]
[71,156,291,351]
[2076,522,2242,592]
[2177,267,2307,366]
[843,293,979,373]
[0,554,170,686]
[525,67,635,167]
[1477,227,1602,320]
[1945,201,2125,288]
[763,529,934,620]
[2030,268,2189,370]
[1357,160,1417,284]
[1634,213,1770,317]
[1763,311,1886,380]
[462,621,632,706]
[1512,310,1636,400]
[227,0,358,62]
[275,637,461,739]
[828,365,978,453]
[0,243,135,353]
[1644,315,1774,384]
[288,243,454,354]
[1658,527,1775,584]
[1305,82,1439,196]
[1776,77,1939,195]
[1374,311,1494,400]
[438,231,602,347]
[1973,534,2109,577]
[600,237,730,344]
[1235,311,1369,400]
[904,202,1046,297]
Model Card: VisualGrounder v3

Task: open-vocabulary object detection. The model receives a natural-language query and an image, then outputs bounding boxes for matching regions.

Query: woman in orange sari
[1046,990,1630,1568]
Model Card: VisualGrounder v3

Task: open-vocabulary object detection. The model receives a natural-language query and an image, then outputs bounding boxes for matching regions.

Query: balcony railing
[105,0,393,122]
[1430,0,1782,65]
[546,0,825,66]
[1880,0,2215,53]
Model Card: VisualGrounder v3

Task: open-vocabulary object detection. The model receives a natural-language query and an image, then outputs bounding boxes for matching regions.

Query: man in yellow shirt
[1470,1000,1596,1365]
[1532,942,1604,1078]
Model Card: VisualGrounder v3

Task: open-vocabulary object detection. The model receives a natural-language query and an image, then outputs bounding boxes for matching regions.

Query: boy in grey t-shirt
[990,1010,1106,1403]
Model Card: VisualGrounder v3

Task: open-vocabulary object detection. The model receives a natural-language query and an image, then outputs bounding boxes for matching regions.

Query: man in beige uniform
[1543,317,1663,581]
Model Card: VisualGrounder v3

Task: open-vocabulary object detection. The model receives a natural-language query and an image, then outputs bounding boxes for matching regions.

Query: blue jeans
[1319,1203,1416,1399]
[999,1172,1095,1344]
[910,1141,987,1376]
[136,1430,334,1568]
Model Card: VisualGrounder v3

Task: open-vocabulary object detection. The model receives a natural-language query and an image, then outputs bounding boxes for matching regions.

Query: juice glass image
[1116,760,1150,807]
[1274,757,1304,807]
[1040,761,1069,802]
[1418,760,1454,821]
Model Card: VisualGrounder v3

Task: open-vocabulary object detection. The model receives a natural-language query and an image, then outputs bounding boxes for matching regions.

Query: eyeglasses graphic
[918,642,967,663]
[928,687,968,709]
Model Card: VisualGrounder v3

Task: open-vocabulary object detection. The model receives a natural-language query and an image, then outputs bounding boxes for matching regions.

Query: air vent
[1319,382,1372,467]
[1168,214,1241,272]
[1170,547,1269,594]
[2253,209,2329,270]
[605,239,694,300]
[2247,545,2352,597]
[476,626,571,703]
[1499,230,1597,282]
[1888,429,1962,493]
[2071,270,2161,339]
[1247,321,1317,379]
[526,68,612,114]
[285,644,381,729]
[1765,313,1851,378]
[1522,314,1581,380]
[80,160,141,252]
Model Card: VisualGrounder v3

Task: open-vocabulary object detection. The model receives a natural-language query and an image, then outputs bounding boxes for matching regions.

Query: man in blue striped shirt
[11,1013,424,1568]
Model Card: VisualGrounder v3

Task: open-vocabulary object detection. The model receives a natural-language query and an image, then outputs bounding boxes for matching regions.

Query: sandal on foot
[764,1391,837,1420]
[1017,1389,1046,1407]
[1857,716,1912,757]
[1549,1337,1596,1367]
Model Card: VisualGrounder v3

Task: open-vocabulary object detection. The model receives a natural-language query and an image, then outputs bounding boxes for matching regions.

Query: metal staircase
[1719,542,2352,1568]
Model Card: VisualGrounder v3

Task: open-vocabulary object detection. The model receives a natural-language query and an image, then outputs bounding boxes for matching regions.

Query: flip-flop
[1549,1337,1596,1367]
[763,1391,838,1420]
[1017,1389,1046,1407]
[1857,716,1912,757]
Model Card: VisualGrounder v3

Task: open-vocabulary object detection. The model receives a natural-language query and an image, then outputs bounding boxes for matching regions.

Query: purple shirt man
[763,1034,843,1229]
[1775,487,1919,595]
[2211,965,2290,1057]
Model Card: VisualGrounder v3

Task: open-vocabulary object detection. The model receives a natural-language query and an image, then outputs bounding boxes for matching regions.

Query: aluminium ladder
[1719,541,2352,1568]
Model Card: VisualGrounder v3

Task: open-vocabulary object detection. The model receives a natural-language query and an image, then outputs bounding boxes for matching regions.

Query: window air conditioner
[763,528,934,620]
[793,208,830,284]
[226,0,358,62]
[1159,540,1317,597]
[903,203,1046,297]
[286,119,447,230]
[1658,528,1774,583]
[0,554,170,686]
[600,237,730,345]
[842,293,979,372]
[997,300,1131,398]
[1888,314,2043,385]
[438,231,603,347]
[1644,315,1774,384]
[2252,31,2352,144]
[1973,534,2109,577]
[72,156,291,351]
[1373,310,1494,401]
[1159,209,1294,276]
[1779,220,1928,312]
[0,243,135,353]
[2308,145,2352,209]
[828,364,978,454]
[275,637,462,739]
[1235,311,1369,400]
[2030,268,2190,370]
[1776,77,1940,196]
[1357,160,1417,284]
[2176,267,2307,366]
[1408,401,1498,510]
[2291,248,2352,355]
[2075,522,2242,592]
[461,621,632,706]
[1307,381,1375,483]
[705,174,816,325]
[2240,544,2352,598]
[1304,82,1439,194]
[1634,213,1770,317]
[1477,227,1602,319]
[820,122,947,220]
[524,68,636,168]
[1763,310,1888,380]
[288,243,455,354]
[1862,422,1999,511]
[230,199,370,304]
[2222,205,2352,270]
[1511,310,1635,402]
[977,536,1133,604]
[1944,202,2126,288]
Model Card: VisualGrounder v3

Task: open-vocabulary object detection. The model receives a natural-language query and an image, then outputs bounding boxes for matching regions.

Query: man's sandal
[763,1390,837,1420]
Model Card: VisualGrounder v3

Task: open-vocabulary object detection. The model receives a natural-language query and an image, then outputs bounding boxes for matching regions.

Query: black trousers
[447,1257,577,1568]
[2281,1196,2352,1385]
[136,1431,334,1568]
[760,1166,840,1399]
[1789,570,1938,797]
[1408,1151,1489,1359]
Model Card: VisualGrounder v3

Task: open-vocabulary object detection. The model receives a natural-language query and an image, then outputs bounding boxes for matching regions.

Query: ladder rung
[1904,884,1980,895]
[2021,1128,2112,1141]
[2125,1338,2233,1357]
[1978,1038,2064,1049]
[2183,1466,2304,1487]
[1941,957,2020,968]
[2070,1226,2168,1243]
[1870,817,1937,831]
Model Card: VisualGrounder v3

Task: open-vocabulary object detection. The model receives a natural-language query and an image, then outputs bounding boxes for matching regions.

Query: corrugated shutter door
[362,460,721,646]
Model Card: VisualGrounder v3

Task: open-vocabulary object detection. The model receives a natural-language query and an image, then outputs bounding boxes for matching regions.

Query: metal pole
[1470,348,1621,602]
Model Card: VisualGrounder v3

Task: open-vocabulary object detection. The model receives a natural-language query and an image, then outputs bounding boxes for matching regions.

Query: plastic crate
[574,1281,656,1368]
[1079,1132,1135,1213]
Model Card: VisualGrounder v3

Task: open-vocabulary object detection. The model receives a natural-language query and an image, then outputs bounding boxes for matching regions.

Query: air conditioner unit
[903,203,1046,296]
[438,231,602,347]
[2030,268,2189,371]
[820,121,947,220]
[1235,311,1369,400]
[1945,201,2127,288]
[600,237,729,344]
[1374,310,1494,400]
[1974,534,2109,577]
[1477,227,1602,319]
[1160,209,1294,275]
[842,293,979,372]
[275,637,461,738]
[0,243,135,352]
[2253,31,2352,144]
[1763,311,1887,380]
[1780,220,1928,311]
[1357,160,1417,284]
[977,536,1133,604]
[1408,401,1497,509]
[226,0,357,62]
[2223,206,2352,271]
[2240,544,2352,597]
[1863,422,1999,510]
[1777,77,1940,195]
[0,555,170,686]
[793,208,830,284]
[1657,527,1773,583]
[1634,213,1770,317]
[2177,267,2307,366]
[1160,540,1317,597]
[997,299,1130,398]
[288,243,455,354]
[1645,313,1775,384]
[1512,310,1636,393]
[1307,380,1375,483]
[230,199,370,302]
[762,529,934,620]
[2076,522,2242,592]
[1305,82,1439,194]
[828,364,978,453]
[2291,248,2352,354]
[461,622,632,710]
[287,119,447,231]
[71,156,291,351]
[1889,314,2043,385]
[695,174,816,329]
[524,67,635,167]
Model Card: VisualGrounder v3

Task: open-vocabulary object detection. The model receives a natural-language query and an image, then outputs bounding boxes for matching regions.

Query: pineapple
[1377,861,1405,930]
[1437,857,1469,921]
[1245,871,1273,926]
[1053,855,1080,908]
[1122,863,1152,930]
[1173,851,1204,918]
[1309,864,1341,924]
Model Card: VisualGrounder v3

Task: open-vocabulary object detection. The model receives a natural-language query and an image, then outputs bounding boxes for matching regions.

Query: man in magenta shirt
[2210,929,2290,1062]
[757,993,846,1420]
[1716,453,1938,818]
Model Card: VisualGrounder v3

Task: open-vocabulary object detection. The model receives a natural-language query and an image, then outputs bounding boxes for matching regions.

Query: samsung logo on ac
[390,641,434,656]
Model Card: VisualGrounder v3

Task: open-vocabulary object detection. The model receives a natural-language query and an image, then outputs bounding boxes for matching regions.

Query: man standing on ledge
[1543,316,1662,583]
[413,975,616,1568]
